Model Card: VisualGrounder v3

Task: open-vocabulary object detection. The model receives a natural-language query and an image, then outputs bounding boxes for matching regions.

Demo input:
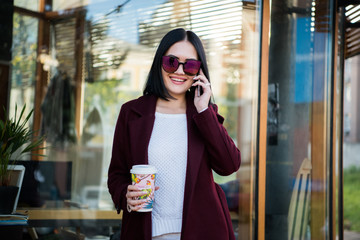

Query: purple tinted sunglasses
[162,55,201,76]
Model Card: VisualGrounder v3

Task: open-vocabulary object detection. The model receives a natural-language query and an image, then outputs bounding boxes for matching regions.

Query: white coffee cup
[130,165,157,212]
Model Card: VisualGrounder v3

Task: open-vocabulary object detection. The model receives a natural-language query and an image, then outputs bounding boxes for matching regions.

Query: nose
[174,63,185,75]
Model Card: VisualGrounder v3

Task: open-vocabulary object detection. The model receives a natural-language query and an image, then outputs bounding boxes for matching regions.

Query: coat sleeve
[107,105,131,213]
[193,104,241,176]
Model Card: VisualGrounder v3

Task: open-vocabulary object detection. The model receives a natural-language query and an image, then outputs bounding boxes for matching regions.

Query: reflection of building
[139,1,192,48]
[139,0,246,47]
[87,17,153,92]
[137,0,256,100]
[138,0,258,97]
[88,33,153,92]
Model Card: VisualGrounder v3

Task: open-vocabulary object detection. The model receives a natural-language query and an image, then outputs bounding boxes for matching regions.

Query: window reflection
[34,0,261,239]
[265,0,334,239]
[15,0,40,12]
[10,13,38,129]
[88,0,259,231]
[343,55,360,237]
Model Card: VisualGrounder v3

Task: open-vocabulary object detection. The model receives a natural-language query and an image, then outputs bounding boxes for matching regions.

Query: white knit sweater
[148,112,188,237]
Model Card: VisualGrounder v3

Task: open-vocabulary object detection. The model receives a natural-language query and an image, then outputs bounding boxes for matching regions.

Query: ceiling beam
[338,0,360,7]
[346,21,360,28]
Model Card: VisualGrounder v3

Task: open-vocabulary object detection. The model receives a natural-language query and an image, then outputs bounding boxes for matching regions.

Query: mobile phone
[194,81,204,97]
[195,77,203,97]
[193,71,203,97]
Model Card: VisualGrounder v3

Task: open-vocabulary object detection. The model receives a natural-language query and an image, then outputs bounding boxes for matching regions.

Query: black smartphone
[197,84,203,97]
[194,72,203,97]
[192,79,203,97]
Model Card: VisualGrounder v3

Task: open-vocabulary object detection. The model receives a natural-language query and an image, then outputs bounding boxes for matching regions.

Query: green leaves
[344,166,360,231]
[0,104,46,185]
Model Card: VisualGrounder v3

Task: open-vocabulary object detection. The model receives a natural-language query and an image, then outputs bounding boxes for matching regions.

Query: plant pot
[0,186,19,214]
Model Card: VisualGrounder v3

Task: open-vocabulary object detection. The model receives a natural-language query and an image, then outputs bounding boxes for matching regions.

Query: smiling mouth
[170,77,186,83]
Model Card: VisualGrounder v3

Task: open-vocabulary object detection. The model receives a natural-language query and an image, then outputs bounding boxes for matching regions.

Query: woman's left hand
[192,69,212,113]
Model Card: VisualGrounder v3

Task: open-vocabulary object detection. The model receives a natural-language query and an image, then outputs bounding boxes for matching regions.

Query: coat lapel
[128,95,157,166]
[183,94,205,213]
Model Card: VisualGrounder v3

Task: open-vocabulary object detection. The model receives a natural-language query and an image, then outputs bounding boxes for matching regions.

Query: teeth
[171,78,185,82]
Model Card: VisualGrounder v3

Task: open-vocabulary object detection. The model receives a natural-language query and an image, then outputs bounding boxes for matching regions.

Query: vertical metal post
[256,0,270,239]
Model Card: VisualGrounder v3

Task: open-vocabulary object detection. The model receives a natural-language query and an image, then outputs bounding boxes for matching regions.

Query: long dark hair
[143,28,211,101]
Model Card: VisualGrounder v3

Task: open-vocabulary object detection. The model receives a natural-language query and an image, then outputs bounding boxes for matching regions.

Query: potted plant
[0,104,45,214]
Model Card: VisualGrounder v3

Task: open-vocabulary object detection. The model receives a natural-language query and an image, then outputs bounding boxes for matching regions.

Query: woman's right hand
[126,185,160,212]
[126,185,147,212]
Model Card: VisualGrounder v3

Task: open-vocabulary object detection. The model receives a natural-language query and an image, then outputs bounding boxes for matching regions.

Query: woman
[108,28,241,240]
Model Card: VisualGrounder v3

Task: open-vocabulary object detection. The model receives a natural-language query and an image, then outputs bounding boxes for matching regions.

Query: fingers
[193,74,209,84]
[192,70,212,112]
[192,74,211,95]
[128,198,147,211]
[126,185,148,212]
[126,185,159,212]
[126,185,147,198]
[192,79,210,89]
[192,69,211,89]
[127,202,145,212]
[126,189,147,199]
[128,197,146,206]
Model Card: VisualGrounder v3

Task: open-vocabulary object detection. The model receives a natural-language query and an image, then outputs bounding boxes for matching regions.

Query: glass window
[52,0,87,11]
[19,0,261,239]
[15,0,40,12]
[265,0,335,239]
[10,13,39,130]
[81,2,262,238]
[343,55,360,236]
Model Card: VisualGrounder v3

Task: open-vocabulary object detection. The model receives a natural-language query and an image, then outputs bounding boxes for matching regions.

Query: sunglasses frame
[162,55,201,76]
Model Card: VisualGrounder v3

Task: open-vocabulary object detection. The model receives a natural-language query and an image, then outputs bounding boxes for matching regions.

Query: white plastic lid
[130,164,157,174]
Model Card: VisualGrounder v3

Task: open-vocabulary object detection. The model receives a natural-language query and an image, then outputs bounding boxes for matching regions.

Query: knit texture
[148,112,188,237]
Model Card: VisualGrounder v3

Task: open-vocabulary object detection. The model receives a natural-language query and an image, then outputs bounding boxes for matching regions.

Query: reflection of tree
[84,80,137,125]
[82,108,102,145]
[10,13,38,122]
[218,66,242,141]
[11,14,37,89]
[86,17,129,82]
[223,82,238,140]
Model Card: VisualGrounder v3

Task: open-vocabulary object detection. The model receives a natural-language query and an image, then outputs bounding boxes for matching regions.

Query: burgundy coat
[108,94,241,240]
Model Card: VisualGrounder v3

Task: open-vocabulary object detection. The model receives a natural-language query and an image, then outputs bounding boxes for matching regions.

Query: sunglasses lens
[162,56,179,73]
[162,56,201,76]
[184,60,201,75]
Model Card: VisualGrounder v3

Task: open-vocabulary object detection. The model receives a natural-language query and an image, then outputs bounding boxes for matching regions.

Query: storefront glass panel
[265,0,335,239]
[14,0,40,12]
[18,0,262,239]
[343,55,360,236]
[10,13,39,130]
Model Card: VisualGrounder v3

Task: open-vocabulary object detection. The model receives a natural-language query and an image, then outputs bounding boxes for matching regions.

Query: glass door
[264,0,336,239]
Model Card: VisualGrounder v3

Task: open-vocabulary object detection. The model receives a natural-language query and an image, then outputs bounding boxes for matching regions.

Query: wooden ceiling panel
[345,4,360,58]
